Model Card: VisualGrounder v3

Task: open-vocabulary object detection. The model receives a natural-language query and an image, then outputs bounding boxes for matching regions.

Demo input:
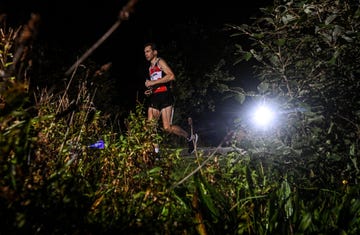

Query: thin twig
[65,0,139,76]
[171,141,224,189]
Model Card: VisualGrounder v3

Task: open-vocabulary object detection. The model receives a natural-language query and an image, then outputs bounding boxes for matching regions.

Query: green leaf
[281,14,297,24]
[235,93,246,104]
[299,212,312,231]
[325,14,337,25]
[257,81,269,94]
[275,38,286,46]
[194,173,220,220]
[243,51,253,61]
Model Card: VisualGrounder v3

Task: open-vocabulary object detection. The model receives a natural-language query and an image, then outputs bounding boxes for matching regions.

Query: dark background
[1,0,269,144]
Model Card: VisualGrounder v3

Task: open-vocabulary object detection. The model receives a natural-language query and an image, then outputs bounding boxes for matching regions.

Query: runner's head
[144,42,159,62]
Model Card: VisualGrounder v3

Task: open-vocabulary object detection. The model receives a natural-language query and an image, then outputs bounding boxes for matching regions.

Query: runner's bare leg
[161,106,188,138]
[148,107,161,152]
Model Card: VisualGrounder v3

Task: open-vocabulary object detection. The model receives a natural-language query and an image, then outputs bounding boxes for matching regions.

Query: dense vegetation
[1,0,359,234]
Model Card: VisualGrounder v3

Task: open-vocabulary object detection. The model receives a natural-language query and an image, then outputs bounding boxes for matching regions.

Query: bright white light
[253,105,274,127]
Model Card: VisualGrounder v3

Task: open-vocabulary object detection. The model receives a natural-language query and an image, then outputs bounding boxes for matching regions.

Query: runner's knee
[163,125,172,133]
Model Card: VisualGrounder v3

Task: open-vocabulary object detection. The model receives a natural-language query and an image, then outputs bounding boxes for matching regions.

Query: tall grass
[1,14,359,235]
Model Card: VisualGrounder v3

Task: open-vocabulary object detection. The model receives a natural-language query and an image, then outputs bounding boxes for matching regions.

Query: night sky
[1,0,270,144]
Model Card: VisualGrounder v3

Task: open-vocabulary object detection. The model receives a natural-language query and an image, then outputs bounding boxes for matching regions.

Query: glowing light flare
[252,105,275,128]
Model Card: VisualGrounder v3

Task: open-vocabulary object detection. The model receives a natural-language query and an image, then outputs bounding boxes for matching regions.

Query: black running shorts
[149,91,174,110]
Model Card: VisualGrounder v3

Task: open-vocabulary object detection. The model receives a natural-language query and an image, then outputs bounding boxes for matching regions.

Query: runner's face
[144,46,155,61]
